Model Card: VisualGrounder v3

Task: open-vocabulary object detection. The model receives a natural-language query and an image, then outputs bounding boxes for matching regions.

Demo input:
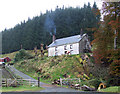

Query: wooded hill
[1,2,100,54]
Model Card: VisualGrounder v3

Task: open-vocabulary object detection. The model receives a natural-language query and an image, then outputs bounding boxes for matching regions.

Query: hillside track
[0,66,14,79]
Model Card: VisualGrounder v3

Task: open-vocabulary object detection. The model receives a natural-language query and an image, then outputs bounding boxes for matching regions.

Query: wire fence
[60,78,81,86]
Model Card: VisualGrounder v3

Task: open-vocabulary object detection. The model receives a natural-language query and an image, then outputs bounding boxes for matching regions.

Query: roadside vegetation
[98,86,120,93]
[1,85,44,92]
[3,49,119,93]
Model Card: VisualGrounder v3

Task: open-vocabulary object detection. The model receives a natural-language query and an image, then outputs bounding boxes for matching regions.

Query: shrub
[109,60,120,77]
[107,60,120,86]
[88,64,109,80]
[105,76,119,86]
[89,79,101,89]
[14,49,33,62]
[80,80,90,86]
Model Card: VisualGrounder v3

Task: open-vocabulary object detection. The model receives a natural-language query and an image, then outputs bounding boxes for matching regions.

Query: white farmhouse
[48,34,91,56]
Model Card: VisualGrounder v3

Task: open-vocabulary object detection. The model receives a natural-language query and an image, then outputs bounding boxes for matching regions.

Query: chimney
[80,28,83,36]
[53,34,55,42]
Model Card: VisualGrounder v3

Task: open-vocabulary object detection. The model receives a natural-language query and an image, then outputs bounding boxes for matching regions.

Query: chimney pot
[80,28,83,35]
[53,35,55,42]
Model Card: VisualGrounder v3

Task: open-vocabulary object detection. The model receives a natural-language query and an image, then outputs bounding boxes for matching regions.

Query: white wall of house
[56,45,64,55]
[48,47,55,56]
[72,43,79,55]
[48,43,79,56]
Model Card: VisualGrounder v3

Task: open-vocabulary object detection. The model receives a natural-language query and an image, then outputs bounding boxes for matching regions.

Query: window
[64,45,67,50]
[55,47,57,51]
[65,51,67,54]
[70,44,73,49]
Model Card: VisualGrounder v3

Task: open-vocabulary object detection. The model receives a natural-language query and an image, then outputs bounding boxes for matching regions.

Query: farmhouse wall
[79,36,87,53]
[48,47,55,56]
[48,43,79,56]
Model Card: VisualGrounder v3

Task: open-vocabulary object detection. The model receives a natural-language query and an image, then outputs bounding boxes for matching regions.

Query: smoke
[44,14,56,35]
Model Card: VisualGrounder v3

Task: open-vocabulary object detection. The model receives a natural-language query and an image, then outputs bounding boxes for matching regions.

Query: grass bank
[1,85,44,92]
[3,50,120,93]
[98,86,120,93]
[14,54,86,81]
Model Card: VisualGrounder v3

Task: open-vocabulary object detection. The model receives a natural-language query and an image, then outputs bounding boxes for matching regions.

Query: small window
[55,47,57,51]
[4,59,7,62]
[64,45,67,50]
[70,44,73,49]
[65,51,67,54]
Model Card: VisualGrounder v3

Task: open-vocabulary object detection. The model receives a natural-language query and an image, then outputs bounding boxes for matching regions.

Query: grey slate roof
[48,34,86,47]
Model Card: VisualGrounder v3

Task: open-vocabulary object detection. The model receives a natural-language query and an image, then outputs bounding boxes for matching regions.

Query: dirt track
[0,66,14,79]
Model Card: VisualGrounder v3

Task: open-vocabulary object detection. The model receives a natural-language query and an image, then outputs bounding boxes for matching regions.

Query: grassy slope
[3,50,120,93]
[98,86,120,93]
[14,54,85,81]
[1,50,36,60]
[1,51,18,59]
[1,85,44,92]
[3,50,86,81]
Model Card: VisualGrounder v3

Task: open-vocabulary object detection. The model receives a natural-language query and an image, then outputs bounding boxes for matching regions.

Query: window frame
[55,46,57,51]
[70,44,73,49]
[64,45,67,50]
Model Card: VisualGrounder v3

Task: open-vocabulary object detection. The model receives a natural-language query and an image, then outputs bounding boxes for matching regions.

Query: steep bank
[3,50,92,82]
[14,54,91,81]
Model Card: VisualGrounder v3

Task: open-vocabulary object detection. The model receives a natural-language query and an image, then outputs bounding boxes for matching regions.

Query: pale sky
[0,0,103,32]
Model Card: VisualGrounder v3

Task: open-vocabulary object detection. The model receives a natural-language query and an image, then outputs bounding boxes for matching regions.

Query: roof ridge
[55,34,81,41]
[48,33,87,47]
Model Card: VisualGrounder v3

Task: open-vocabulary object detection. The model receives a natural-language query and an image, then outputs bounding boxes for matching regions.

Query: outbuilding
[0,57,11,64]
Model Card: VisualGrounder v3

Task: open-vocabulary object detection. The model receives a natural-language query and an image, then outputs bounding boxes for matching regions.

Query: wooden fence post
[79,78,81,83]
[6,79,7,87]
[15,79,17,86]
[38,77,40,87]
[60,78,62,86]
[29,79,30,86]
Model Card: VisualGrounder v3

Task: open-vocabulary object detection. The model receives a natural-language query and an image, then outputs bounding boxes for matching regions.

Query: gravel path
[5,66,119,94]
[2,68,14,79]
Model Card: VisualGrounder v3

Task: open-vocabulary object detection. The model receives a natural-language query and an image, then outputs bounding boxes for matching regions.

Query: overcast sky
[0,0,103,32]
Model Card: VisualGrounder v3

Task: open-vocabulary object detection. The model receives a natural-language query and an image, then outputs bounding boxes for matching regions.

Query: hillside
[2,49,120,93]
[15,55,87,80]
[4,50,93,82]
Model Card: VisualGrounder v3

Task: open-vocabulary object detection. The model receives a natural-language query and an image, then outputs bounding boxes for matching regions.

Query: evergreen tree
[1,2,100,54]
